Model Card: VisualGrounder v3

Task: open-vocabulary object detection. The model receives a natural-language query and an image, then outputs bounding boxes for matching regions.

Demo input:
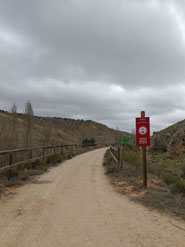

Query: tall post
[8,153,12,181]
[121,144,124,170]
[142,146,147,187]
[141,111,147,187]
[118,147,120,170]
[29,149,32,170]
[43,147,45,165]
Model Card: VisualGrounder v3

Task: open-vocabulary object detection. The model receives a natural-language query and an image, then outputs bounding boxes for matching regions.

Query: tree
[10,102,18,148]
[82,138,96,147]
[11,102,17,114]
[24,100,34,147]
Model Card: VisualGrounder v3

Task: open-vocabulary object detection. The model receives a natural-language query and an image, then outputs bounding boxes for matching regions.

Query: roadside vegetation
[82,138,96,147]
[0,146,95,197]
[0,151,70,192]
[104,145,185,220]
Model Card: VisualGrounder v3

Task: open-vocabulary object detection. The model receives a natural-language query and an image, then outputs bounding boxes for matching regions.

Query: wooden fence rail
[0,142,107,181]
[110,146,119,163]
[0,144,80,174]
[109,145,123,170]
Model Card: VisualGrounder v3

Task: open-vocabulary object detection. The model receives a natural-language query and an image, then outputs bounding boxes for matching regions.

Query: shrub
[38,165,48,171]
[163,174,177,185]
[106,167,116,174]
[124,149,141,170]
[148,164,162,177]
[68,154,73,159]
[56,157,62,163]
[5,168,19,178]
[24,163,31,170]
[32,159,41,169]
[181,166,185,178]
[21,175,29,181]
[47,153,62,165]
[171,181,185,194]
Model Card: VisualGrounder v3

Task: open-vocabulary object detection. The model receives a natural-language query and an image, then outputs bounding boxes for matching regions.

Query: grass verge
[104,148,185,221]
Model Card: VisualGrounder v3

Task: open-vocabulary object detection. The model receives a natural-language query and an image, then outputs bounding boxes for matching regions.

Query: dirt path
[0,148,185,247]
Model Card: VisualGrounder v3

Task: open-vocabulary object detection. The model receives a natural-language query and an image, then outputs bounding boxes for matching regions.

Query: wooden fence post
[29,149,32,170]
[43,147,45,165]
[118,147,120,170]
[8,153,12,181]
[120,144,124,170]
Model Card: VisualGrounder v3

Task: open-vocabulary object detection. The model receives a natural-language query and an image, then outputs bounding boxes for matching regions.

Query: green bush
[5,168,19,178]
[106,167,116,174]
[47,153,62,165]
[68,153,73,159]
[38,165,48,171]
[148,164,162,177]
[52,153,61,164]
[57,157,62,163]
[181,166,185,178]
[32,159,41,169]
[24,163,31,170]
[21,175,29,181]
[17,165,24,171]
[163,174,177,185]
[83,138,96,144]
[124,149,141,170]
[171,181,185,194]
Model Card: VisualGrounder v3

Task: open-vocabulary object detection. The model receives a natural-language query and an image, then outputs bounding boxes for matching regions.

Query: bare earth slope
[0,148,185,247]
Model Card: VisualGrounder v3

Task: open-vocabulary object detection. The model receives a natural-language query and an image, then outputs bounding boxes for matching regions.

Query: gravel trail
[0,148,185,247]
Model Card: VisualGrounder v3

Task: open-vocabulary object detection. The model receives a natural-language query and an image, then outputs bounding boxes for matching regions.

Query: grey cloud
[1,78,184,133]
[0,0,185,87]
[0,0,185,132]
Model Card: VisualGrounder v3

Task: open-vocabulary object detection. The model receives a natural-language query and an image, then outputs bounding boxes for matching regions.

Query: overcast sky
[0,0,185,133]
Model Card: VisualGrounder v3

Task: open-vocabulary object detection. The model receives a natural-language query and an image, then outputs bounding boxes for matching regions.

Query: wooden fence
[0,144,80,174]
[110,146,119,163]
[109,145,124,170]
[0,142,108,181]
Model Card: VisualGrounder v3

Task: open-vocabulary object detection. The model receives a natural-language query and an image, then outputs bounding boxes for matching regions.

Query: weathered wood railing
[0,144,79,174]
[109,145,124,170]
[110,146,119,163]
[0,142,107,181]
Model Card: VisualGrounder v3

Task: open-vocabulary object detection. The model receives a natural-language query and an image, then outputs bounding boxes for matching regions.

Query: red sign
[136,117,150,146]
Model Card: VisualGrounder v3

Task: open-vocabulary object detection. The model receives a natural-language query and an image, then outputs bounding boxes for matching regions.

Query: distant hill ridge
[152,119,185,155]
[0,109,130,150]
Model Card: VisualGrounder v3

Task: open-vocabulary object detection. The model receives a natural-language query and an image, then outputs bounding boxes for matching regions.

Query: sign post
[136,111,150,187]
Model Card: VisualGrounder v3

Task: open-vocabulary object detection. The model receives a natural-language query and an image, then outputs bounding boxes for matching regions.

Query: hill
[152,119,185,155]
[0,109,130,150]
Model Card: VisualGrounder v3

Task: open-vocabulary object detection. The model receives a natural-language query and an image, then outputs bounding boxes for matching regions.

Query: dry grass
[104,150,185,220]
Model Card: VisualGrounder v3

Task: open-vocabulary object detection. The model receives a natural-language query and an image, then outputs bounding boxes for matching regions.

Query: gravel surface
[0,148,185,247]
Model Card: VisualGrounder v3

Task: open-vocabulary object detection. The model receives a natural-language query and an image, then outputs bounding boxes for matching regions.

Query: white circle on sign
[139,126,147,135]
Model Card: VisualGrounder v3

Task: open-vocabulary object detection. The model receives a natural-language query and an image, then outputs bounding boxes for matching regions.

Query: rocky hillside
[152,119,185,155]
[0,109,130,150]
